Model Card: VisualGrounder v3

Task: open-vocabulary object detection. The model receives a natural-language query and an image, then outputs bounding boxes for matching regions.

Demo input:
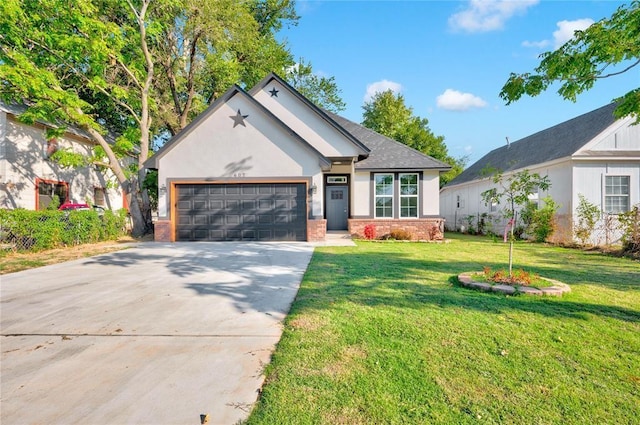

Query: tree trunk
[127,186,147,237]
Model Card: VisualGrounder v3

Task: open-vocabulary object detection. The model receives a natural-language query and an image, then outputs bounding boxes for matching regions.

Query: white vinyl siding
[375,174,393,218]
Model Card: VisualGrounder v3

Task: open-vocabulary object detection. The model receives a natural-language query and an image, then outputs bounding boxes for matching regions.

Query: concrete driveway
[1,242,315,425]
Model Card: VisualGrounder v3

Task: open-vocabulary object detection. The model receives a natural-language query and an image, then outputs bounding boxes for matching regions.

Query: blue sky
[277,0,638,165]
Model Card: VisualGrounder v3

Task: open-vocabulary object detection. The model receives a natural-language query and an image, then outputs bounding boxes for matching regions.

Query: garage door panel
[226,186,240,195]
[210,200,224,210]
[242,200,256,210]
[258,200,273,210]
[178,216,192,225]
[226,214,240,225]
[193,215,207,225]
[258,214,273,224]
[177,200,191,210]
[175,183,307,241]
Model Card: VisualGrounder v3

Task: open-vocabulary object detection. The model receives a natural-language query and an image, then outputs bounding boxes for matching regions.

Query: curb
[457,272,570,296]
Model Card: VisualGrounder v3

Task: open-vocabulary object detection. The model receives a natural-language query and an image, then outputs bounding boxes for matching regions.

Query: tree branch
[21,37,142,127]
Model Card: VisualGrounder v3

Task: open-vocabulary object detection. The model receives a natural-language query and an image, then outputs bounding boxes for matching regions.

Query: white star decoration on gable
[230,109,249,128]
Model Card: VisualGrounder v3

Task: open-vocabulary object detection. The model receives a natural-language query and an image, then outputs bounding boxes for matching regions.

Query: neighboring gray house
[144,73,451,242]
[0,102,127,211]
[440,103,640,245]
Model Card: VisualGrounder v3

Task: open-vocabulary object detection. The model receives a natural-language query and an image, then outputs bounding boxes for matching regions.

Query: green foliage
[574,194,601,245]
[46,195,61,210]
[247,236,640,424]
[500,1,640,123]
[142,169,159,211]
[618,204,640,254]
[463,215,476,234]
[482,170,551,219]
[526,196,560,242]
[285,59,346,113]
[481,169,552,274]
[361,90,464,186]
[0,0,312,237]
[0,208,126,252]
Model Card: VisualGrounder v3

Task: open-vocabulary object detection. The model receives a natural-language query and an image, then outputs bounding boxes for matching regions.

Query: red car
[59,203,92,211]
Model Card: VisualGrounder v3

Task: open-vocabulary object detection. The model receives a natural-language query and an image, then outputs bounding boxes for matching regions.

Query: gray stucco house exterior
[144,73,450,242]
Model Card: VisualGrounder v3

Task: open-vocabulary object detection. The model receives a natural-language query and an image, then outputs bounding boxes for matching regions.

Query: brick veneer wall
[307,219,327,242]
[348,218,445,241]
[154,220,171,242]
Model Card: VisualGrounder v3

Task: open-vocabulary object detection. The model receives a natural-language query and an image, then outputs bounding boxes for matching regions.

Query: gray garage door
[175,183,307,241]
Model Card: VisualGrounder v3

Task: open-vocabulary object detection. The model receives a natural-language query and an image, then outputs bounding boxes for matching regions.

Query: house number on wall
[233,173,246,177]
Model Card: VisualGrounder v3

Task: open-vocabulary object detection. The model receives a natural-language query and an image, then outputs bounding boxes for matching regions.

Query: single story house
[440,102,640,245]
[144,73,451,242]
[0,102,127,211]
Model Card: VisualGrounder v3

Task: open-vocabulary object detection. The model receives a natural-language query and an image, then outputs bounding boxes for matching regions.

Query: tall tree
[500,0,640,123]
[1,0,347,235]
[152,0,299,138]
[0,0,155,236]
[361,90,465,186]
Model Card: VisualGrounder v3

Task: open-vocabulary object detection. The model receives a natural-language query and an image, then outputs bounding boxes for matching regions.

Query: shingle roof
[325,111,452,171]
[446,102,619,186]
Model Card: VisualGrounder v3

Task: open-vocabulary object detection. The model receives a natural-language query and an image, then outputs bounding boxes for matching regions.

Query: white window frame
[374,173,394,218]
[399,173,419,218]
[604,175,630,214]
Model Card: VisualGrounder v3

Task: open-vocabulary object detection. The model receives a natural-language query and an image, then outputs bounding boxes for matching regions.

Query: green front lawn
[247,234,640,424]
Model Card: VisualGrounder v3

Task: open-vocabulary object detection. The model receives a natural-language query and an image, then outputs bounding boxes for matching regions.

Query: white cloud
[521,18,594,52]
[522,39,550,49]
[364,80,403,102]
[448,0,539,33]
[553,18,594,49]
[436,89,488,111]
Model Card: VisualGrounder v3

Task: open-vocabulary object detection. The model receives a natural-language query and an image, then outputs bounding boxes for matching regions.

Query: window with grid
[374,174,393,218]
[605,176,630,214]
[399,173,418,218]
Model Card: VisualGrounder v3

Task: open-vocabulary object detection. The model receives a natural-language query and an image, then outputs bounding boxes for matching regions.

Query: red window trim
[35,178,69,210]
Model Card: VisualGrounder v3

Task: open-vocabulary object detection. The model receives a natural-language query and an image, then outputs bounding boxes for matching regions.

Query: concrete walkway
[1,242,314,425]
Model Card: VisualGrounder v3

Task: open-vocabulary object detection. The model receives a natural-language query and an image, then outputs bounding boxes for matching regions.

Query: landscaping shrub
[574,194,601,245]
[482,266,538,286]
[389,228,412,240]
[363,223,376,240]
[618,204,640,255]
[0,208,127,252]
[521,196,559,242]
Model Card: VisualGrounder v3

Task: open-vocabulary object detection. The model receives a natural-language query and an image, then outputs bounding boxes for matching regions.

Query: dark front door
[326,185,348,230]
[175,183,307,241]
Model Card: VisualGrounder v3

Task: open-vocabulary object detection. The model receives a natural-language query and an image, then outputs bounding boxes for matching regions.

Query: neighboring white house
[0,102,127,211]
[440,102,640,245]
[144,73,451,242]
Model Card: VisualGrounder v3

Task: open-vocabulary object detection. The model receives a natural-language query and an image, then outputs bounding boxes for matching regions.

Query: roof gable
[446,102,620,186]
[144,85,330,169]
[249,73,370,157]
